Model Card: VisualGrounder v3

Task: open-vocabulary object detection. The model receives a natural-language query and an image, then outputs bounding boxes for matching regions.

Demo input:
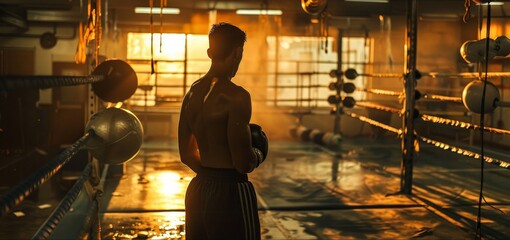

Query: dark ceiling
[0,0,508,35]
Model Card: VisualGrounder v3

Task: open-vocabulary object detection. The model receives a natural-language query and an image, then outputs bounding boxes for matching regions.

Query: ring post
[401,0,418,195]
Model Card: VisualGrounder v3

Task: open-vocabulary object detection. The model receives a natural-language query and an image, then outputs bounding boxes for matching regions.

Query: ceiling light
[478,2,505,5]
[134,7,180,14]
[345,0,389,3]
[236,9,283,15]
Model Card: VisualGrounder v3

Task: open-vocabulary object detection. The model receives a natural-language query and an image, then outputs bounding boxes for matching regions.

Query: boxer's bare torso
[178,75,257,173]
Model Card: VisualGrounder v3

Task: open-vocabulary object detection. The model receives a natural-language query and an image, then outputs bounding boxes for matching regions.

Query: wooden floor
[1,137,510,239]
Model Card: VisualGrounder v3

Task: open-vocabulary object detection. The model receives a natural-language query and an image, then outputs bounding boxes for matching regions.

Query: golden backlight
[126,33,209,106]
[127,33,186,60]
[126,33,370,112]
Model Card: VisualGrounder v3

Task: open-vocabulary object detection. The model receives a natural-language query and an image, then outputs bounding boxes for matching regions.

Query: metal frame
[401,0,418,195]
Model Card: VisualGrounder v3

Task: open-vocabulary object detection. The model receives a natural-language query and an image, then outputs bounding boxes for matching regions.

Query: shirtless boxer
[178,22,268,240]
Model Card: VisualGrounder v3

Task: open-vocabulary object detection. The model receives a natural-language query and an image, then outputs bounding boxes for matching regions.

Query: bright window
[126,33,371,108]
[266,36,370,108]
[126,33,209,106]
[127,33,186,60]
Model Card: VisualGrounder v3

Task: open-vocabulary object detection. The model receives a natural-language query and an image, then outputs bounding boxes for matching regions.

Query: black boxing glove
[249,123,268,167]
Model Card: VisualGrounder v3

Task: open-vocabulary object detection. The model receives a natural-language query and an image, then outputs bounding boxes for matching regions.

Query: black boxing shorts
[185,167,261,240]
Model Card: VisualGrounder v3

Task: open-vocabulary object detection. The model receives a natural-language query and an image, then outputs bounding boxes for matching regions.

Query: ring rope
[359,88,462,104]
[363,73,404,78]
[32,164,92,239]
[0,132,91,216]
[428,71,510,79]
[356,102,510,136]
[418,136,510,169]
[355,101,401,114]
[422,94,462,103]
[421,114,510,136]
[344,111,402,135]
[360,88,401,96]
[0,75,104,91]
[344,68,510,80]
[345,111,510,170]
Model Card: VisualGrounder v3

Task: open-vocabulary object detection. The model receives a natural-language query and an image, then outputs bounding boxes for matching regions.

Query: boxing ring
[1,1,510,240]
[0,59,144,239]
[285,0,510,239]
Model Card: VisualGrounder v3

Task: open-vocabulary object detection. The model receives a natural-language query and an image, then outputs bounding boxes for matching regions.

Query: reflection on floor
[98,138,510,239]
[1,137,509,239]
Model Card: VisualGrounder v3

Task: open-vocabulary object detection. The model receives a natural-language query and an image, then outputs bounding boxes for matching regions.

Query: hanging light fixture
[300,0,327,16]
[134,7,180,14]
[345,0,388,3]
[235,9,282,15]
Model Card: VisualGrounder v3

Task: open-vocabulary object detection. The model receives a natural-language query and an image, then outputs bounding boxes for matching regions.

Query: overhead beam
[27,10,83,23]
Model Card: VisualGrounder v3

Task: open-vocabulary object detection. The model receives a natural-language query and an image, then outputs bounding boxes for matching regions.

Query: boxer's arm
[228,88,258,173]
[178,93,202,173]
